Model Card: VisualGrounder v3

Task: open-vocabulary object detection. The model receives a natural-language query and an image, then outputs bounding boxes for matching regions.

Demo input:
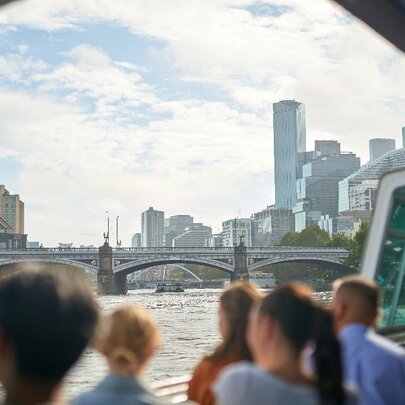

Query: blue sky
[0,0,404,245]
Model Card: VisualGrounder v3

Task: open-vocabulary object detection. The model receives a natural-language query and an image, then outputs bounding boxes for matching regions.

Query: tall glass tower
[273,100,306,209]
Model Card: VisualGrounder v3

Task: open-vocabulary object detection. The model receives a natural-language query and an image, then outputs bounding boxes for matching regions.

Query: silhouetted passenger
[187,282,262,405]
[214,283,359,405]
[0,270,99,405]
[73,304,165,405]
[332,275,405,405]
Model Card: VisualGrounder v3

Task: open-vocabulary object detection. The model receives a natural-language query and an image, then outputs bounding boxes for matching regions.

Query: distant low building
[172,224,212,247]
[27,241,40,248]
[205,233,223,248]
[131,233,142,248]
[318,215,354,236]
[293,198,321,232]
[251,205,295,246]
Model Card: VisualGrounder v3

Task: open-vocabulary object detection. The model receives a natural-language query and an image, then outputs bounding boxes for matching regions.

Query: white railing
[151,375,193,404]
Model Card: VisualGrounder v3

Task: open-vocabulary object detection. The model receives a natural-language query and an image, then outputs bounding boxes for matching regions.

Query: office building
[141,207,164,247]
[318,215,355,236]
[131,233,142,248]
[0,185,24,234]
[339,148,405,213]
[206,233,223,248]
[349,179,378,211]
[369,138,396,161]
[164,215,194,247]
[273,100,306,209]
[402,127,405,148]
[251,205,295,246]
[315,140,341,156]
[222,218,253,247]
[172,224,212,248]
[296,152,360,218]
[293,198,321,232]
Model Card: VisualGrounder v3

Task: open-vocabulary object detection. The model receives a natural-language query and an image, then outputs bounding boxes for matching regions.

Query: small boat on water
[155,283,185,293]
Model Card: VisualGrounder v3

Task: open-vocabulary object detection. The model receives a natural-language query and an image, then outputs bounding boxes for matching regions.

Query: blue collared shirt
[72,373,167,405]
[339,323,405,405]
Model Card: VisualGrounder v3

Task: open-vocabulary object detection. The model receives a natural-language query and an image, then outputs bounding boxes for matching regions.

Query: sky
[0,0,404,246]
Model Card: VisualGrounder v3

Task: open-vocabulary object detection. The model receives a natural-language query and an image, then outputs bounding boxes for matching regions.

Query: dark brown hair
[259,283,345,405]
[209,281,262,362]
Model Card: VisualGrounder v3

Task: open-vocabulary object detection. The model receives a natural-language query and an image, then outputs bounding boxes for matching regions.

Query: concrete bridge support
[97,242,127,295]
[231,243,249,282]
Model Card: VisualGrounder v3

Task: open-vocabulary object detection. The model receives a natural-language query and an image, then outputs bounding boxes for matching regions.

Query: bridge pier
[231,242,249,282]
[97,242,127,295]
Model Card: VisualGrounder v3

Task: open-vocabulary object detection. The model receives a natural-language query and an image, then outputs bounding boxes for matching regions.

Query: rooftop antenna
[103,211,110,245]
[116,216,122,248]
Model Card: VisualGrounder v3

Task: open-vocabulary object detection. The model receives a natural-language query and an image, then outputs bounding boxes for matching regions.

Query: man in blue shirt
[332,275,405,405]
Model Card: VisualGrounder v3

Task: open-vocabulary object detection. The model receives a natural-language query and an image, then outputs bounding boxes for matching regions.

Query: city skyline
[0,0,404,245]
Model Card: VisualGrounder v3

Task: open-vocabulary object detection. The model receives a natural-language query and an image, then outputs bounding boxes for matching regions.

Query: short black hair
[0,270,99,383]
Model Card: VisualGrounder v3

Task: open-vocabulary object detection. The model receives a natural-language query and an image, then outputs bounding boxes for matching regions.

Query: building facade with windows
[369,138,396,161]
[296,152,360,218]
[293,198,321,232]
[222,218,253,247]
[0,185,24,234]
[131,233,142,248]
[141,207,164,247]
[163,215,194,247]
[172,224,212,248]
[273,100,306,209]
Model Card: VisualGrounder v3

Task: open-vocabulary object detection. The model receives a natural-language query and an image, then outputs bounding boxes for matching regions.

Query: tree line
[278,223,369,269]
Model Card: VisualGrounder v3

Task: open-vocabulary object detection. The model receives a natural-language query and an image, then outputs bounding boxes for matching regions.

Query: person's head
[332,275,379,331]
[0,270,99,393]
[211,281,262,362]
[248,283,345,405]
[95,304,161,375]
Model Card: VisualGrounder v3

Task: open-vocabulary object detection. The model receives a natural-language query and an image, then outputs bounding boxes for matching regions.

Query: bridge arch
[248,256,353,273]
[130,264,203,282]
[114,258,234,275]
[0,258,98,275]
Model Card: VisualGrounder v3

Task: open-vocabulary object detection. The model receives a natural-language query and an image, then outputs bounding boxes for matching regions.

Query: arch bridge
[0,243,349,294]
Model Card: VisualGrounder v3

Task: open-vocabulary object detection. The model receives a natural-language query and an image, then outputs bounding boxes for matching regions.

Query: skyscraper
[141,207,164,247]
[273,100,306,209]
[369,138,396,161]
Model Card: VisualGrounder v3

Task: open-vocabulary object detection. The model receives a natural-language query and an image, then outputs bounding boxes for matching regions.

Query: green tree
[279,225,330,247]
[344,222,369,269]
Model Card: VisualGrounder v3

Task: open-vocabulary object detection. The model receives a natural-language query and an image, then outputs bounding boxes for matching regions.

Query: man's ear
[262,315,274,339]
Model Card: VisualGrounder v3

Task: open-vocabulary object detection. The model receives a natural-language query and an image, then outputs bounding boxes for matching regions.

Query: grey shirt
[213,362,359,405]
[72,373,168,405]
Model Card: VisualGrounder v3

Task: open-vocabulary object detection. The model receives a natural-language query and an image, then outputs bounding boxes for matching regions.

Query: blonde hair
[96,304,161,373]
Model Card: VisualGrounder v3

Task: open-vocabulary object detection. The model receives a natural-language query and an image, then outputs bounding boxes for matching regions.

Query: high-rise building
[172,224,212,247]
[141,207,164,247]
[402,127,405,148]
[222,218,252,247]
[131,233,142,248]
[0,185,24,234]
[273,100,306,209]
[163,215,194,247]
[296,152,360,218]
[349,179,378,211]
[369,138,396,161]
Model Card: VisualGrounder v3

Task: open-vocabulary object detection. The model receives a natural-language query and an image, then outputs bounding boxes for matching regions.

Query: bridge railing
[0,246,348,253]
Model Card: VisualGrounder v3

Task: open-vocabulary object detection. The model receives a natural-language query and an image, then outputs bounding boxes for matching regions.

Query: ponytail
[259,284,346,405]
[312,308,345,405]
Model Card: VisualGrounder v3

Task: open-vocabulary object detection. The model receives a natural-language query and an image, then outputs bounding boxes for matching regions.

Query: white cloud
[0,0,403,245]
